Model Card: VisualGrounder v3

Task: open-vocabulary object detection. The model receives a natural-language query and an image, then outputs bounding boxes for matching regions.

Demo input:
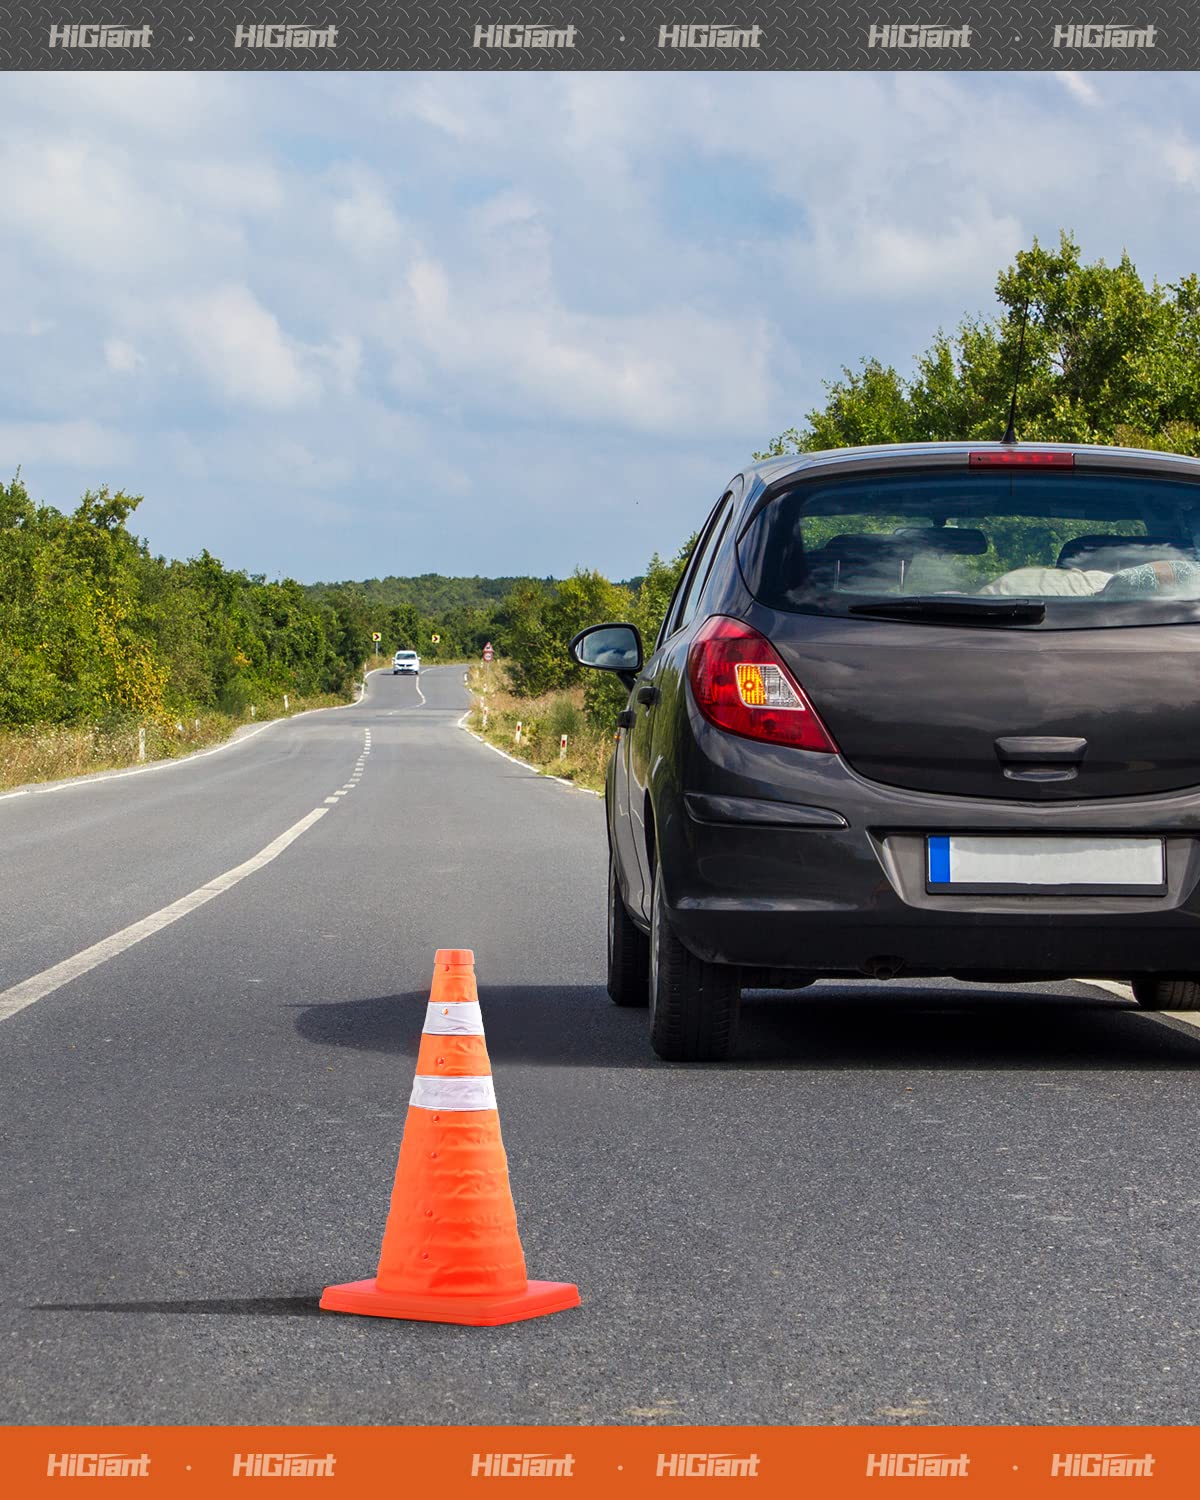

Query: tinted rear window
[739,469,1200,628]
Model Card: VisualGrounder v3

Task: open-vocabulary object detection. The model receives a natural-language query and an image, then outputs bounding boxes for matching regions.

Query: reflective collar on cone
[423,1002,485,1035]
[410,1074,497,1111]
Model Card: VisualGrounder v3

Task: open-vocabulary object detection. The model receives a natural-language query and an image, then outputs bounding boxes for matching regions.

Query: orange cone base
[319,1277,581,1327]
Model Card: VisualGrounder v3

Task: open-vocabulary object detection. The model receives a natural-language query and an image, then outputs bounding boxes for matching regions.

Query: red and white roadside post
[475,643,495,734]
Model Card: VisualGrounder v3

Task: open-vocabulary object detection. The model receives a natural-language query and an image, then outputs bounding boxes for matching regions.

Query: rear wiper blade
[847,596,1046,625]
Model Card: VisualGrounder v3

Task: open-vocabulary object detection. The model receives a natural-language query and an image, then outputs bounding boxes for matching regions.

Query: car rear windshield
[738,469,1200,628]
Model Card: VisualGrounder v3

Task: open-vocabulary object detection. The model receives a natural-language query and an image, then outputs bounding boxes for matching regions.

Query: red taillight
[968,450,1075,468]
[686,616,837,753]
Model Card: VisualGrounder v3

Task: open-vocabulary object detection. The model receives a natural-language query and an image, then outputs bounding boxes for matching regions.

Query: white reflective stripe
[423,1001,485,1035]
[410,1074,496,1111]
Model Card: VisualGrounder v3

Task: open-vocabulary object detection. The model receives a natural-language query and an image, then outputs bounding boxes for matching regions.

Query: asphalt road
[4,664,1200,1426]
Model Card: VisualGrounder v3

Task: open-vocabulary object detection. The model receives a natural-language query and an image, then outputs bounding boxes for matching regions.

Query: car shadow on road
[292,983,1200,1071]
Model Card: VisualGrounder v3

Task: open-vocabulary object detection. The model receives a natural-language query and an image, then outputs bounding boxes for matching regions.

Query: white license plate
[926,835,1165,892]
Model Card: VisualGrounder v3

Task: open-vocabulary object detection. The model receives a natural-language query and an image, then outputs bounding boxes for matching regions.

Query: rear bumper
[658,723,1200,980]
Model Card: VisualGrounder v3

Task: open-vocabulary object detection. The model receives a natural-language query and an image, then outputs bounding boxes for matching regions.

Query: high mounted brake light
[968,450,1075,467]
[686,616,837,753]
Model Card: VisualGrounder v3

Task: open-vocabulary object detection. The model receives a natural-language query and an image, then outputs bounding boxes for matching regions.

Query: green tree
[581,538,697,728]
[499,570,633,697]
[758,232,1200,458]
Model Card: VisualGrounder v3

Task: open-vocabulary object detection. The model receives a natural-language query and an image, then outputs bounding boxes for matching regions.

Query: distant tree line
[0,470,690,732]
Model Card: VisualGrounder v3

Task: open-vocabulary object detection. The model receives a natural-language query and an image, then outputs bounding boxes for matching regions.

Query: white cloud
[172,283,319,410]
[801,208,1025,301]
[393,256,771,436]
[3,71,1200,580]
[1161,135,1200,187]
[331,168,405,258]
[104,338,144,374]
[0,419,129,467]
[177,159,286,217]
[1056,72,1100,107]
[0,137,175,276]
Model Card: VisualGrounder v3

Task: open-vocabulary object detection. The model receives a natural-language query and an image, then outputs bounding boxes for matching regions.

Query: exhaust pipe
[863,956,904,981]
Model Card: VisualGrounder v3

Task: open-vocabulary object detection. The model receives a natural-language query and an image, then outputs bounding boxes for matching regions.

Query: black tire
[607,848,650,1007]
[649,871,740,1061]
[1132,976,1200,1010]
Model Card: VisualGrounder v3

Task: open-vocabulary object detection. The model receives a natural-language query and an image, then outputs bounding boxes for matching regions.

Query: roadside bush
[217,674,255,717]
[543,694,583,741]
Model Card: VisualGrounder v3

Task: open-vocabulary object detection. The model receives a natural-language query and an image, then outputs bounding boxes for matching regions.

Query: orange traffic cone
[320,949,580,1326]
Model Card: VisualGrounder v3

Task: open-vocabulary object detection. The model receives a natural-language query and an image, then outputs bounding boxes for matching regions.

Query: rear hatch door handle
[995,736,1087,783]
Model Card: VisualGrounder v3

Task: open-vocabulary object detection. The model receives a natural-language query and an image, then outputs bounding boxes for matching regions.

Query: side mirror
[569,622,643,687]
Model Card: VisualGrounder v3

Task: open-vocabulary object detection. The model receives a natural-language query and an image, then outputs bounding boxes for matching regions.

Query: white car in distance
[392,650,421,677]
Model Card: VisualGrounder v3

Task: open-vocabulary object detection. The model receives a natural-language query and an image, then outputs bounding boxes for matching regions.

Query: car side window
[679,506,734,632]
[658,493,733,647]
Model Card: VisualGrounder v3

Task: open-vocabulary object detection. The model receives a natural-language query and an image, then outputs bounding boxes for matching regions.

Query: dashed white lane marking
[0,807,328,1023]
[324,796,339,805]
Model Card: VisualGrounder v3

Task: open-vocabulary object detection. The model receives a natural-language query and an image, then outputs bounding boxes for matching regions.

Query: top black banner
[8,0,1194,68]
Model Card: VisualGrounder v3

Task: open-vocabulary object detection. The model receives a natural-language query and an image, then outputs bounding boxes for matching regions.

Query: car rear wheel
[1132,976,1200,1010]
[649,871,740,1061]
[607,848,649,1007]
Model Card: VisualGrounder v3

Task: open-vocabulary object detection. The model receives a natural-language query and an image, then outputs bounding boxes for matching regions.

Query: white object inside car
[978,566,1112,597]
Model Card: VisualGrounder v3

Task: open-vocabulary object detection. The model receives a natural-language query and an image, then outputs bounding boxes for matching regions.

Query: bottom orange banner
[3,1426,1200,1498]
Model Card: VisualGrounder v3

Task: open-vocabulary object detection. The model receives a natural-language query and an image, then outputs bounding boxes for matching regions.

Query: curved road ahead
[4,665,1200,1425]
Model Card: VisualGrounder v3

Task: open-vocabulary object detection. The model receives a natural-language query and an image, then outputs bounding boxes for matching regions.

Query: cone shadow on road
[35,1295,323,1317]
[291,983,1200,1070]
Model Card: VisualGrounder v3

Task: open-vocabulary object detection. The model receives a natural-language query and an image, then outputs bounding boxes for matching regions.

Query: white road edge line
[0,807,328,1023]
[1079,978,1135,1002]
[0,675,375,806]
[1077,977,1200,1036]
[456,709,602,797]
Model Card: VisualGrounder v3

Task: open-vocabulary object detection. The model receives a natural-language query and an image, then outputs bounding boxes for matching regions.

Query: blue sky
[3,70,1200,583]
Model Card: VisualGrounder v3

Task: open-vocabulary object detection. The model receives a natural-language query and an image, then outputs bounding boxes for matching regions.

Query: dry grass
[0,687,355,794]
[465,662,613,793]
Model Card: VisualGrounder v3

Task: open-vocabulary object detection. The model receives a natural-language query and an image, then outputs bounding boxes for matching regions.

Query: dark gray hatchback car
[571,440,1200,1060]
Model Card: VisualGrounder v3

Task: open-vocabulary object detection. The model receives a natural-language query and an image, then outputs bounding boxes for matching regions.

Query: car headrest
[1057,533,1185,571]
[818,528,987,558]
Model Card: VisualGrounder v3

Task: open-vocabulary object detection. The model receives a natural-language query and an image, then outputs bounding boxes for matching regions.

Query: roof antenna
[1000,302,1029,445]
